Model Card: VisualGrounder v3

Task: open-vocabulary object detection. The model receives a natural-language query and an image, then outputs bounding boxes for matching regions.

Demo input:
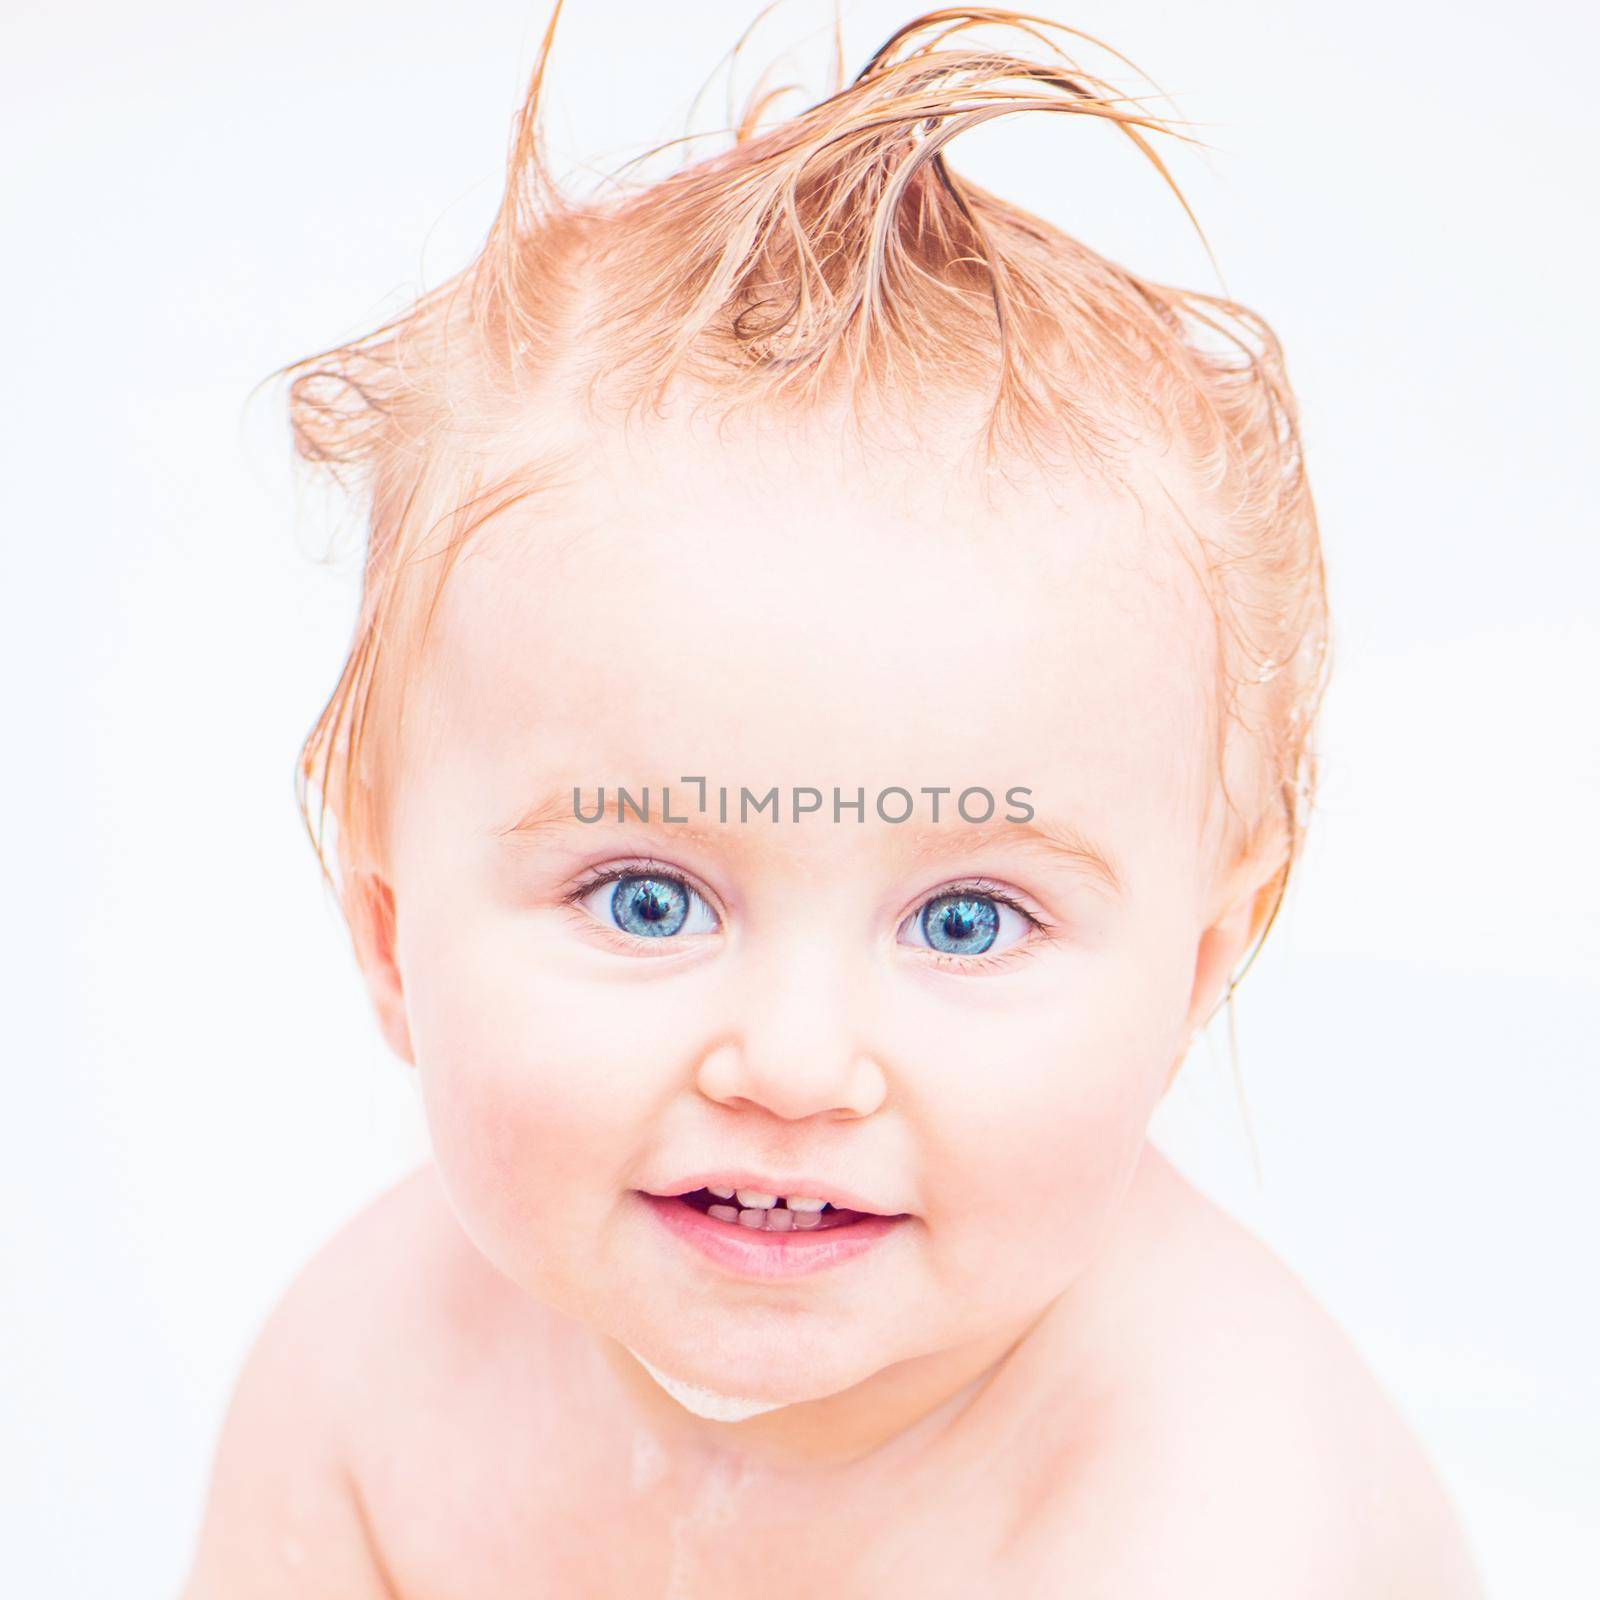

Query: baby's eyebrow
[493,788,726,852]
[903,818,1126,900]
[495,788,1126,899]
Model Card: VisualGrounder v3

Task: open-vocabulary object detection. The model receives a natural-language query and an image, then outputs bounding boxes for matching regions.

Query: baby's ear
[343,872,415,1067]
[1177,844,1284,1060]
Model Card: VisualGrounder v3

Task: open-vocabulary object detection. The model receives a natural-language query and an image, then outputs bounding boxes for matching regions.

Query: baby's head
[286,11,1328,1424]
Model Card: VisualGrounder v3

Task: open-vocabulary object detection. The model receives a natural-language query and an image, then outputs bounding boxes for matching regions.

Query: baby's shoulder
[280,1161,547,1419]
[1014,1156,1483,1597]
[251,1166,571,1576]
[183,1165,505,1596]
[218,1160,560,1506]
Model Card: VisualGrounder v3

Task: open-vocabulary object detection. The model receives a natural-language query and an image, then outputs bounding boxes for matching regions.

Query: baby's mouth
[664,1187,876,1233]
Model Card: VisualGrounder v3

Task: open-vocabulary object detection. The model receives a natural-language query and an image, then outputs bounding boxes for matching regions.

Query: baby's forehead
[524,401,1190,567]
[413,411,1217,855]
[458,402,1209,629]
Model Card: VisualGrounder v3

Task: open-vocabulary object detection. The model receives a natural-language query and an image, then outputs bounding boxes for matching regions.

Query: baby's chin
[624,1345,793,1421]
[623,1342,869,1422]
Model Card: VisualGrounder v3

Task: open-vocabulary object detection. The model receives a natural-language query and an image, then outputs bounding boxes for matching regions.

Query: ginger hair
[284,4,1330,996]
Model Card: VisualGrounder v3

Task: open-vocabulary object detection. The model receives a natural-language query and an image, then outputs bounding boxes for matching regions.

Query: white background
[4,0,1596,1593]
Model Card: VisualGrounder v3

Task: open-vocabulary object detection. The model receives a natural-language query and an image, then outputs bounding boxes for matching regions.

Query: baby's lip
[643,1171,908,1218]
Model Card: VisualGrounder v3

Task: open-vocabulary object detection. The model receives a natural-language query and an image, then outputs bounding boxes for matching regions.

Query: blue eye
[613,876,688,936]
[901,890,1033,960]
[922,895,998,953]
[577,871,719,941]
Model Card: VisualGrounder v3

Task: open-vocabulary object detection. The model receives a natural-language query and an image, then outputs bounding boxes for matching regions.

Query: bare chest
[354,1385,1031,1599]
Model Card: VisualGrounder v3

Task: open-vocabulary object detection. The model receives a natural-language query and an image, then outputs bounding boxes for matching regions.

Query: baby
[184,8,1483,1596]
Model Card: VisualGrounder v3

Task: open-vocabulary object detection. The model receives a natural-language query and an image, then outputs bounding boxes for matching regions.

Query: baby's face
[379,408,1226,1412]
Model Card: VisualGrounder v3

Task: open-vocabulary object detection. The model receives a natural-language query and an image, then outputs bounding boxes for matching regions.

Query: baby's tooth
[735,1189,777,1208]
[784,1196,826,1213]
[737,1208,768,1229]
[766,1208,793,1231]
[707,1186,736,1199]
[707,1204,739,1222]
[793,1211,821,1229]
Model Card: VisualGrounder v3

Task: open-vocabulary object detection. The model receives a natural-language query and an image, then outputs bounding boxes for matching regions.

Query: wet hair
[284,5,1329,994]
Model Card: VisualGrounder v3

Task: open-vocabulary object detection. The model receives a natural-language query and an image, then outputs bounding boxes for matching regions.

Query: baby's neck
[594,1307,1048,1476]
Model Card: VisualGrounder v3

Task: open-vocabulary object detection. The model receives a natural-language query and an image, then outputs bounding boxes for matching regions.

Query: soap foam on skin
[626,1345,793,1422]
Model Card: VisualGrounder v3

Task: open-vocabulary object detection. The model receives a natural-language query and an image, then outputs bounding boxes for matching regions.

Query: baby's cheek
[405,940,655,1285]
[907,955,1182,1294]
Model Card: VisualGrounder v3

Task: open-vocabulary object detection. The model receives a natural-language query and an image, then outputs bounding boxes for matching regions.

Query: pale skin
[183,400,1484,1597]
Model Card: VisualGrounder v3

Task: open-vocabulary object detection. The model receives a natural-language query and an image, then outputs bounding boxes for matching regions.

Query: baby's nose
[696,948,888,1121]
